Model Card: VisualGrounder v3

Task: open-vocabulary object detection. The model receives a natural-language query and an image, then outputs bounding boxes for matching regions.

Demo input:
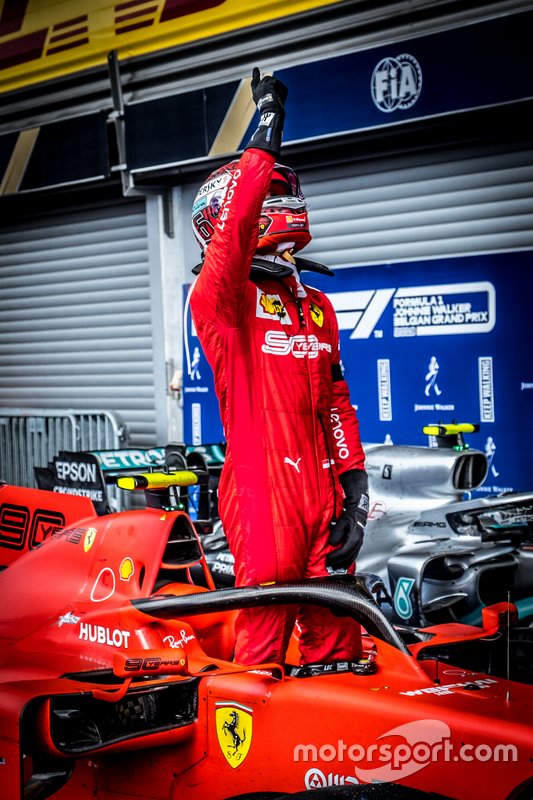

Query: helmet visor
[270,165,305,201]
[264,165,307,213]
[262,195,307,212]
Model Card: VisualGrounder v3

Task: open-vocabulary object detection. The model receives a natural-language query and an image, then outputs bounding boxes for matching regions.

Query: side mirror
[482,602,519,631]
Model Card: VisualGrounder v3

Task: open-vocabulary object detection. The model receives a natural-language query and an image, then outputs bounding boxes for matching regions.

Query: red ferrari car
[0,475,532,800]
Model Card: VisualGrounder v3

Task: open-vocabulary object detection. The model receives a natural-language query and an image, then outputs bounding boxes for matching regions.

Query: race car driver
[189,68,369,666]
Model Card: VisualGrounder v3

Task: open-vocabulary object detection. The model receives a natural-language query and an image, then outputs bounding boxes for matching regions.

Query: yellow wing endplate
[117,471,199,491]
[423,423,480,437]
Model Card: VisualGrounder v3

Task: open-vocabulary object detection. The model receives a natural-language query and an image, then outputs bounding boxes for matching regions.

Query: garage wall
[0,199,162,446]
[302,145,533,268]
[180,143,533,274]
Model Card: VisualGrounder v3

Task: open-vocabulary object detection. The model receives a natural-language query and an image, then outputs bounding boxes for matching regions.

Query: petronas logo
[394,577,415,620]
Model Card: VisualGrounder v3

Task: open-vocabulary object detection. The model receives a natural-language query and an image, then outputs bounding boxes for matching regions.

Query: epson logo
[55,460,97,483]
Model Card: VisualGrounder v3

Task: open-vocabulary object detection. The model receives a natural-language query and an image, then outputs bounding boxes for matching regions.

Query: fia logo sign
[371,54,422,112]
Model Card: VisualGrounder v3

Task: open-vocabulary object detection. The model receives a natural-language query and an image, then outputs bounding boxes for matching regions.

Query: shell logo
[119,557,135,582]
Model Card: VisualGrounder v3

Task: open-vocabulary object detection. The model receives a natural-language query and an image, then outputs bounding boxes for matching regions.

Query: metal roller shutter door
[180,143,533,272]
[0,200,157,447]
[300,144,533,268]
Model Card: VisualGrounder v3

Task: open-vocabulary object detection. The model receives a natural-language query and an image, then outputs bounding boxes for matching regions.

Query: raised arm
[191,70,288,328]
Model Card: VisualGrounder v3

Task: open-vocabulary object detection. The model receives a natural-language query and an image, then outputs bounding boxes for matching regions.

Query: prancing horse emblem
[215,703,253,768]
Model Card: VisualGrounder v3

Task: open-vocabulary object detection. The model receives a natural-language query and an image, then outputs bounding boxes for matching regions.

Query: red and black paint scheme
[0,476,532,800]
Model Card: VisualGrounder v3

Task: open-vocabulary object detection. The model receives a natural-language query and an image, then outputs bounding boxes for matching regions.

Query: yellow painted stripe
[0,128,40,195]
[208,77,257,157]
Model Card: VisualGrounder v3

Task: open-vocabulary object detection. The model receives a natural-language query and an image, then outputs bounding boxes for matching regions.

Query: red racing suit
[190,148,365,665]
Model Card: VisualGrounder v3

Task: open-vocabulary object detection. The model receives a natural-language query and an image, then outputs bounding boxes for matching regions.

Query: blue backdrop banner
[241,12,533,147]
[183,251,533,494]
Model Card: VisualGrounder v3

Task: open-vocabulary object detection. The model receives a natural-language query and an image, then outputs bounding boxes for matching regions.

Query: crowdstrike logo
[371,54,422,112]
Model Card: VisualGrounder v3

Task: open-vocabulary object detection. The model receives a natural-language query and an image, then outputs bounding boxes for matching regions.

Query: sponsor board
[184,253,533,494]
[0,0,340,93]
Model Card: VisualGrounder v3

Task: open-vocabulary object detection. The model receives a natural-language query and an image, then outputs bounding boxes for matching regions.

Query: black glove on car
[245,67,288,159]
[326,469,369,570]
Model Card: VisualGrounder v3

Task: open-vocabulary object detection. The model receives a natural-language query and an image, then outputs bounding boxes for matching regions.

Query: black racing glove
[245,67,288,159]
[326,469,369,570]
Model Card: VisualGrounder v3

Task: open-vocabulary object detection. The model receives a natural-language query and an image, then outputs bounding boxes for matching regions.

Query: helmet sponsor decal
[216,169,241,233]
[285,213,308,229]
[259,215,273,237]
[192,162,240,251]
[194,172,230,201]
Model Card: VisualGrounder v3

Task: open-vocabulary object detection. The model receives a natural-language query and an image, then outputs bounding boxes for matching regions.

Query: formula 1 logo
[329,282,496,339]
[371,54,422,112]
